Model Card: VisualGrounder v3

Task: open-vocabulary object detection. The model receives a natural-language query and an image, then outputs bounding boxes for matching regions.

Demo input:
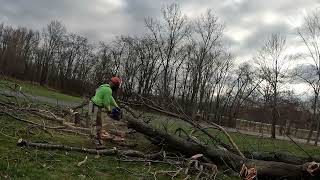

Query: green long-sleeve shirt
[91,84,118,111]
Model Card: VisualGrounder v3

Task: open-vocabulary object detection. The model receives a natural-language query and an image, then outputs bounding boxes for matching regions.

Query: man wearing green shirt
[89,76,121,144]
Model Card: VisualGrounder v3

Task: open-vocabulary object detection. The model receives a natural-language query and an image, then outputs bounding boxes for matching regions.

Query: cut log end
[17,138,26,146]
[306,161,320,176]
[239,164,257,180]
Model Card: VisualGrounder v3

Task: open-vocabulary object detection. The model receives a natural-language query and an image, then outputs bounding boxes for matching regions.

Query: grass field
[0,78,82,103]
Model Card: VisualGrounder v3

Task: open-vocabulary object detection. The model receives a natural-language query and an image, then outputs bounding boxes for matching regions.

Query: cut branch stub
[239,164,257,180]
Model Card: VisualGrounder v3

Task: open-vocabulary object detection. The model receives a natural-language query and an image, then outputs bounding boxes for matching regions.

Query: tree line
[1,4,320,143]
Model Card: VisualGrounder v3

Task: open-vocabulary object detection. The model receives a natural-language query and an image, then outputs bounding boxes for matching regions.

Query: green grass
[0,78,82,103]
[0,116,177,180]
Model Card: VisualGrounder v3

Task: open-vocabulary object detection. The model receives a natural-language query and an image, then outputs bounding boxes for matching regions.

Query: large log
[244,151,320,165]
[121,103,242,156]
[124,115,320,179]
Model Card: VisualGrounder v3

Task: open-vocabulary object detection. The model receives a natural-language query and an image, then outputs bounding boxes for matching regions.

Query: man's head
[110,76,121,91]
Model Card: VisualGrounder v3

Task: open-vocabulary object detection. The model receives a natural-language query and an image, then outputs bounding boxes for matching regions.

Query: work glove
[110,107,122,121]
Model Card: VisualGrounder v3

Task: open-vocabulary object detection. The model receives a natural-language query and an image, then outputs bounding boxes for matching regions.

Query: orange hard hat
[111,76,122,86]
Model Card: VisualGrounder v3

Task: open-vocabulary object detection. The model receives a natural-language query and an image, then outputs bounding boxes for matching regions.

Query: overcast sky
[0,0,319,60]
[1,0,320,96]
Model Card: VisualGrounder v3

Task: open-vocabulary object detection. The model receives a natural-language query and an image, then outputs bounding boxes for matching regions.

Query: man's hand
[101,109,111,114]
[110,107,121,120]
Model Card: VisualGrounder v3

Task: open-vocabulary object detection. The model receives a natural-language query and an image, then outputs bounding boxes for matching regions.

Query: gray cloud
[241,23,292,56]
[0,0,319,58]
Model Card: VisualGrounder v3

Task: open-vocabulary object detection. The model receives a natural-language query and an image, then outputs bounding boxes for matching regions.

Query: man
[89,76,121,144]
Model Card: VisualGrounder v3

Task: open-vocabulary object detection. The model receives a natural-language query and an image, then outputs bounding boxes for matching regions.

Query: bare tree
[297,10,320,145]
[254,34,292,139]
[226,62,259,127]
[210,53,234,123]
[92,43,113,86]
[122,36,161,96]
[23,30,40,80]
[40,20,66,86]
[188,9,224,118]
[145,3,190,100]
[0,25,40,79]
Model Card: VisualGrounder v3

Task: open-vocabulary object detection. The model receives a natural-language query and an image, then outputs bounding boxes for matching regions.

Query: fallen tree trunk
[121,103,242,156]
[124,115,320,179]
[244,151,320,165]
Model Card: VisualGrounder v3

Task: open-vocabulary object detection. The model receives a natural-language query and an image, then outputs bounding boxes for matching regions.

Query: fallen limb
[285,134,313,159]
[55,129,89,137]
[124,115,320,179]
[116,158,182,165]
[71,99,89,111]
[29,109,91,134]
[0,92,16,98]
[63,122,91,133]
[0,110,65,130]
[17,139,161,159]
[77,156,88,166]
[207,121,245,158]
[29,110,64,124]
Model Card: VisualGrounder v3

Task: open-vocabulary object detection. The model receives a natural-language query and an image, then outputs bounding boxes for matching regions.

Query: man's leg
[88,101,96,139]
[96,107,103,144]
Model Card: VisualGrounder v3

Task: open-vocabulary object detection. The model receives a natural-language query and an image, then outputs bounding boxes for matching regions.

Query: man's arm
[107,87,118,108]
[102,87,118,111]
